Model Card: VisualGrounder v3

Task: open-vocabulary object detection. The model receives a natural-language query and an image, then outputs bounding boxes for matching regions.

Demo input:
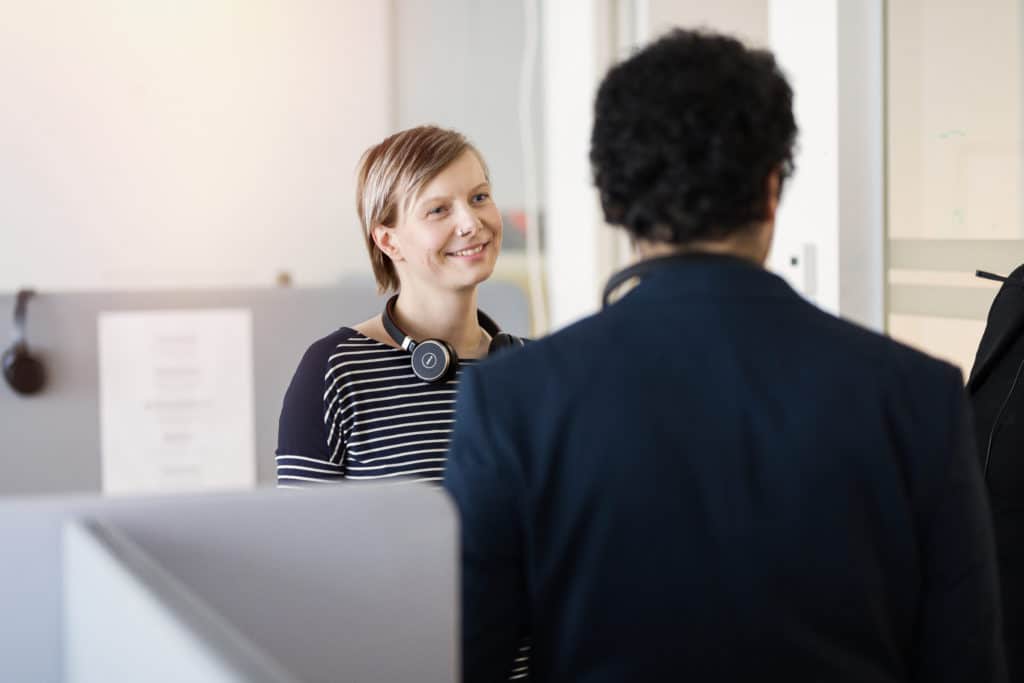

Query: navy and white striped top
[275,326,530,680]
[276,327,479,486]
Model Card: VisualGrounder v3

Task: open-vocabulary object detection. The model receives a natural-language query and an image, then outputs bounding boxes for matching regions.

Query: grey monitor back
[1,483,458,683]
[0,280,528,495]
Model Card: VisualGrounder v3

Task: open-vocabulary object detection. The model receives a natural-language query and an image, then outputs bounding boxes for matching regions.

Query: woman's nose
[455,206,481,236]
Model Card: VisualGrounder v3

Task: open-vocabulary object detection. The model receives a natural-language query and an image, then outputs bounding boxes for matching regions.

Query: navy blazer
[444,255,1006,683]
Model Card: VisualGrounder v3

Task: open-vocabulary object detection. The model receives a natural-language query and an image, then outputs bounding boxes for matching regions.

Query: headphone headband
[603,253,763,308]
[381,295,416,351]
[382,295,503,350]
[381,294,521,383]
[12,289,34,347]
[603,254,709,308]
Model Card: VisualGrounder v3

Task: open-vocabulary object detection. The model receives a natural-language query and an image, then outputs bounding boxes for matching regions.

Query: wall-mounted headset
[381,294,525,383]
[3,290,46,396]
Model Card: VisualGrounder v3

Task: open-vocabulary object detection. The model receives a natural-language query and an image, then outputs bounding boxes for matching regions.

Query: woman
[275,125,522,486]
[276,125,530,681]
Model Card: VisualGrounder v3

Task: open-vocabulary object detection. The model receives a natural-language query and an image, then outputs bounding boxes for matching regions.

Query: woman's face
[379,150,502,294]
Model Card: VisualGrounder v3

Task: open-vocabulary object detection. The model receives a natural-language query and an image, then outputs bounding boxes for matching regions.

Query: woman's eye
[427,205,447,216]
[472,193,490,203]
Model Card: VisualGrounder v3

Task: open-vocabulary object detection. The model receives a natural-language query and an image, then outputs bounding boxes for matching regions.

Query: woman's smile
[446,241,490,259]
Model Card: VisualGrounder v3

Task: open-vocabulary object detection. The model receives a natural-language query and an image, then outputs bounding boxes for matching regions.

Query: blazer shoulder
[810,309,963,387]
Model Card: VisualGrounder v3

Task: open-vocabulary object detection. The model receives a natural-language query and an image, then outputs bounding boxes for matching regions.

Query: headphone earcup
[488,333,525,354]
[411,339,457,383]
[2,344,46,396]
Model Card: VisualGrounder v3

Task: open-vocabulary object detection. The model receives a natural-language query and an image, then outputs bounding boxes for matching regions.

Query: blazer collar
[615,252,798,302]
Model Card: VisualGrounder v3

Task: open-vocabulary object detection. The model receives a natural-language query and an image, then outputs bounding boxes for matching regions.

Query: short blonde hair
[356,125,489,293]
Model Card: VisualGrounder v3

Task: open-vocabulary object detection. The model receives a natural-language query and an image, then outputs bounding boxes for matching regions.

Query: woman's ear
[372,225,403,262]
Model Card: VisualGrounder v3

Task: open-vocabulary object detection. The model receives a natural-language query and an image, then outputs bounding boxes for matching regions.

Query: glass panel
[886,0,1024,375]
[393,0,545,297]
[889,315,988,376]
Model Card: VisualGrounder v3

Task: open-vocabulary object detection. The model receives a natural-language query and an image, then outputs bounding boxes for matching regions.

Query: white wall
[0,1,391,292]
[646,0,768,46]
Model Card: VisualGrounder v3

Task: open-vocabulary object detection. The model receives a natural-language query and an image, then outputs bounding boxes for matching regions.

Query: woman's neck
[392,287,490,358]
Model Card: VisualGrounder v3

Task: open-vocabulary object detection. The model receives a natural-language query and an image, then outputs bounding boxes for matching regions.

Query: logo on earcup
[411,339,451,383]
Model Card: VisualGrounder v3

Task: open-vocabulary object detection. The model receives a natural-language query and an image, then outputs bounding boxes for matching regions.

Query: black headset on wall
[3,289,46,396]
[381,294,525,383]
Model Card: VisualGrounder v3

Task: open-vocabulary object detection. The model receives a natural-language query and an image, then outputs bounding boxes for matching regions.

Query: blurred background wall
[0,0,1018,374]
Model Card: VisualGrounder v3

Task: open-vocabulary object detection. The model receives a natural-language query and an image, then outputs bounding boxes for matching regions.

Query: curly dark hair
[591,28,797,244]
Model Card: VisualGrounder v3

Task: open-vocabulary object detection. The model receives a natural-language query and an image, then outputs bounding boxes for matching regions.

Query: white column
[768,0,884,331]
[541,1,614,331]
[837,0,885,331]
[768,0,841,314]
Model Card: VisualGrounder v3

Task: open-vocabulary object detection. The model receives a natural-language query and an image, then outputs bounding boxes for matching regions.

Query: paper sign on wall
[98,309,256,494]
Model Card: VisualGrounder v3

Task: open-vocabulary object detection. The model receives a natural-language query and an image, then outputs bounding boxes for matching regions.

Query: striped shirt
[276,328,478,486]
[276,327,530,680]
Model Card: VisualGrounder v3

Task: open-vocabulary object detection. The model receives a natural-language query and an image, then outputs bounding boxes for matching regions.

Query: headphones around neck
[3,290,46,396]
[381,294,525,383]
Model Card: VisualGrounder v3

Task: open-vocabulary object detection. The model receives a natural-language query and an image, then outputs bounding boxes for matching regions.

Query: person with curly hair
[444,28,1006,682]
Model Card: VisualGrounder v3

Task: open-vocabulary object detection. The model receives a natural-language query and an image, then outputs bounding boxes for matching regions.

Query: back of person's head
[356,125,489,292]
[591,28,798,245]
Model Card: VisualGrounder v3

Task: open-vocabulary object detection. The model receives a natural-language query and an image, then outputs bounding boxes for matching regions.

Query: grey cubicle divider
[0,280,529,495]
[2,483,458,683]
[64,521,297,683]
